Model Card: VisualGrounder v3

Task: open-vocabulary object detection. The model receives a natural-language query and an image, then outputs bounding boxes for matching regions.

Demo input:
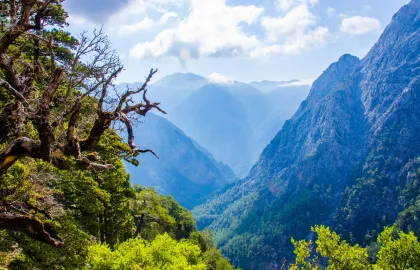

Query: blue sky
[63,0,410,84]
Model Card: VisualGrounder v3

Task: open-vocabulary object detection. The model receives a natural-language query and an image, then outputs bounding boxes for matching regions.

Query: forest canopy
[290,225,420,270]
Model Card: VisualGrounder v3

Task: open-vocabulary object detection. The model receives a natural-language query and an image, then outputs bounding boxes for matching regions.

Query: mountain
[118,73,208,113]
[258,85,311,154]
[120,74,310,177]
[126,113,235,209]
[169,82,310,177]
[249,80,299,93]
[193,1,420,269]
[169,84,254,177]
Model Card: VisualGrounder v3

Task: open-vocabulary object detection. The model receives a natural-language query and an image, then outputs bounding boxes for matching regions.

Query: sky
[63,0,410,84]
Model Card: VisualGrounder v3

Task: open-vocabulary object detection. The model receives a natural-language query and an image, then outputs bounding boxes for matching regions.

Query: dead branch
[0,212,64,247]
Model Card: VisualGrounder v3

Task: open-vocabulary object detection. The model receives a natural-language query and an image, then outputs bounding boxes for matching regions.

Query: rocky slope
[193,1,420,268]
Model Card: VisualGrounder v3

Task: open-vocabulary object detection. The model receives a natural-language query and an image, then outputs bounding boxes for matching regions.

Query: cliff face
[336,0,420,241]
[251,54,363,192]
[193,1,420,268]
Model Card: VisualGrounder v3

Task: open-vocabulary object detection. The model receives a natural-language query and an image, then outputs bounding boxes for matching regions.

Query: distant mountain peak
[153,72,207,86]
[338,53,360,62]
[361,0,419,71]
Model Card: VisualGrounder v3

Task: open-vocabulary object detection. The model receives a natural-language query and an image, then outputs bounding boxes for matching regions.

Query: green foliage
[189,230,235,270]
[313,226,370,270]
[289,239,317,270]
[0,230,22,269]
[375,227,420,269]
[8,215,90,270]
[162,195,197,240]
[290,226,420,270]
[195,183,334,269]
[87,234,206,270]
[0,150,233,269]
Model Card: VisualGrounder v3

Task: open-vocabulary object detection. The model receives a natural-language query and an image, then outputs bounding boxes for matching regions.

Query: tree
[87,234,207,270]
[289,225,369,270]
[375,227,420,269]
[129,187,198,242]
[130,187,176,240]
[189,230,235,270]
[0,0,165,247]
[290,226,420,270]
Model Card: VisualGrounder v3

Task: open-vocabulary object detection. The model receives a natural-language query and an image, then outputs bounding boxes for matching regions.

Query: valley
[125,1,420,268]
[1,0,418,269]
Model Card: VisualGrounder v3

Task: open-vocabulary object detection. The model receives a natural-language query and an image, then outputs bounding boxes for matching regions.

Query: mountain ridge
[193,1,420,268]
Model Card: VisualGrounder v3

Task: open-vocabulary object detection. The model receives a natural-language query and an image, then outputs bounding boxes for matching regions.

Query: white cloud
[279,77,314,86]
[127,0,329,61]
[252,4,328,57]
[340,16,381,35]
[106,0,182,35]
[112,0,183,18]
[262,4,316,40]
[250,27,328,57]
[208,73,233,83]
[130,0,263,60]
[114,12,178,35]
[275,0,319,12]
[67,14,96,28]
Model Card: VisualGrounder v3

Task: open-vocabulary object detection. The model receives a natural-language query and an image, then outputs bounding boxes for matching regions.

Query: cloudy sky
[63,0,410,83]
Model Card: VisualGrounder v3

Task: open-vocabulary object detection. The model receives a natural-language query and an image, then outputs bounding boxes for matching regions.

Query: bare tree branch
[115,68,158,112]
[0,78,28,104]
[0,212,64,247]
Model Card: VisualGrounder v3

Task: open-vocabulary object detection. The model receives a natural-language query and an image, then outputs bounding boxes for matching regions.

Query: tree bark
[0,212,63,247]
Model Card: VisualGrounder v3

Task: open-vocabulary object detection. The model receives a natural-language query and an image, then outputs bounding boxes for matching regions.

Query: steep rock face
[126,113,235,209]
[227,82,311,166]
[251,54,363,190]
[194,1,420,268]
[336,0,420,241]
[257,85,311,157]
